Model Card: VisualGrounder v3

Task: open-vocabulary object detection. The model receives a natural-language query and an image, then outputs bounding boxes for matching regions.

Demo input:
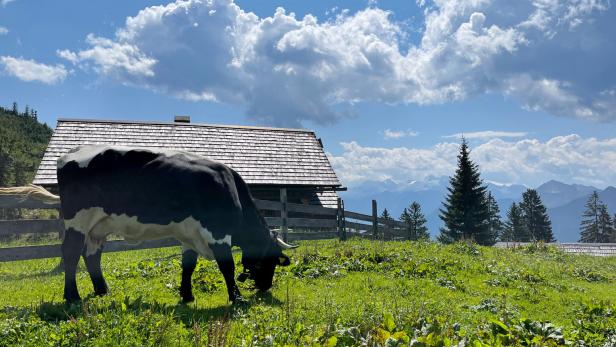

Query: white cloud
[0,56,67,84]
[60,0,614,125]
[443,130,528,140]
[0,27,8,35]
[383,129,419,139]
[1,0,16,6]
[329,135,616,189]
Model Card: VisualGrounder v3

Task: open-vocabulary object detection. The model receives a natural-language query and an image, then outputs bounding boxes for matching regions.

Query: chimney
[174,115,190,123]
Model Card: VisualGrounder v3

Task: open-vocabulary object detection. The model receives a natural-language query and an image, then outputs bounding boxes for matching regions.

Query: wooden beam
[0,195,60,209]
[372,200,378,239]
[254,199,282,211]
[0,219,64,236]
[0,238,180,262]
[287,203,337,216]
[280,188,288,242]
[345,211,373,223]
[346,221,372,231]
[287,217,337,228]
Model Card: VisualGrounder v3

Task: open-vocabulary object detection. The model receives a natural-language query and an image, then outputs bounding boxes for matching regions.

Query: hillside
[0,103,52,187]
[0,239,613,346]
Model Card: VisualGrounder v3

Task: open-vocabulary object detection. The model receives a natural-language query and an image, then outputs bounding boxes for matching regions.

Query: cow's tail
[0,184,60,204]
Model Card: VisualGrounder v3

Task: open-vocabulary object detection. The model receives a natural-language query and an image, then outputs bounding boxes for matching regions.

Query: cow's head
[240,237,295,291]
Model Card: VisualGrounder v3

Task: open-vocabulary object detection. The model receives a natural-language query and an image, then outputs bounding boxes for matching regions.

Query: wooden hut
[33,117,345,217]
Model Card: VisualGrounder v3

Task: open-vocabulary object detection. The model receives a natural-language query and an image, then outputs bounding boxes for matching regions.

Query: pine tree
[484,192,502,244]
[519,189,554,242]
[401,201,429,240]
[597,204,613,243]
[438,138,490,244]
[612,213,616,243]
[380,208,394,238]
[501,203,527,242]
[579,191,601,243]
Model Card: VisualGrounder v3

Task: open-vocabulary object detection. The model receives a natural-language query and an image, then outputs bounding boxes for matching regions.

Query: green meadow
[0,239,614,346]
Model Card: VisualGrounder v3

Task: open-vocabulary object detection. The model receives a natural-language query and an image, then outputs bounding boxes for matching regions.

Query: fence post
[337,198,347,241]
[372,199,378,239]
[280,188,288,242]
[341,199,346,241]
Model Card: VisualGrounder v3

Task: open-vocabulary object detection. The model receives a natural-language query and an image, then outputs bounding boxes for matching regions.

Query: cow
[51,145,294,303]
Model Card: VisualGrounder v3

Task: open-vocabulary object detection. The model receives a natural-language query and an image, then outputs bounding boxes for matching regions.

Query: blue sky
[1,0,616,189]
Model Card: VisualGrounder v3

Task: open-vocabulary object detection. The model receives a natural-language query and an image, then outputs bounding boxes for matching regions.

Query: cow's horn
[276,237,298,249]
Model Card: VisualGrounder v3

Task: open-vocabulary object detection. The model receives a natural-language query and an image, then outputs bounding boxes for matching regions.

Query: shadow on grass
[35,290,283,326]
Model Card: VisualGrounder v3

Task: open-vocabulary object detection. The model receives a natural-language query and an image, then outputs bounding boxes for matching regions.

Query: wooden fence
[0,193,407,262]
[495,242,616,257]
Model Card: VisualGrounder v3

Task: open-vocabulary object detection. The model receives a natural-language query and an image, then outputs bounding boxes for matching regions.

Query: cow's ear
[278,254,291,266]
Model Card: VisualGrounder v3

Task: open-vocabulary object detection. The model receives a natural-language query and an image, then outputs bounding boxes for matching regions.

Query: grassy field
[0,239,614,346]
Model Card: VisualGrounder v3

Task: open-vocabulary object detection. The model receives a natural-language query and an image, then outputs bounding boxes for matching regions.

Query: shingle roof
[33,118,342,188]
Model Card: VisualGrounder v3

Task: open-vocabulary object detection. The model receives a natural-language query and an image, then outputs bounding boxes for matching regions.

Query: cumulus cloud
[59,0,614,125]
[329,135,616,188]
[443,130,528,140]
[0,27,8,35]
[383,129,419,139]
[0,56,68,84]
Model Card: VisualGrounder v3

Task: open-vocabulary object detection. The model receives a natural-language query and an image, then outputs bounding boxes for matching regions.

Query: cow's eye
[254,262,262,270]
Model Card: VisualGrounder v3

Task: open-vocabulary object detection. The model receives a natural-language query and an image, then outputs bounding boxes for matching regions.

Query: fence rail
[495,242,616,257]
[0,193,404,262]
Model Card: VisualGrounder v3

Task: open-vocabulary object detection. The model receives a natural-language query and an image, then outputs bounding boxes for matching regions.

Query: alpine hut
[33,117,345,227]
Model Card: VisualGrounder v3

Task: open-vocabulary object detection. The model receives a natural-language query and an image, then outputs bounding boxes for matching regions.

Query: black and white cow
[56,145,293,303]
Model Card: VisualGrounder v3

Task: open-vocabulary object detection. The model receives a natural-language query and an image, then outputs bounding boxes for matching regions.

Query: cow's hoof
[181,295,195,303]
[94,288,109,296]
[231,296,248,306]
[64,296,81,305]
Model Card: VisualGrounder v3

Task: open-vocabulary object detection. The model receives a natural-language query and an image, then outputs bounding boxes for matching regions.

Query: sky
[1,0,615,190]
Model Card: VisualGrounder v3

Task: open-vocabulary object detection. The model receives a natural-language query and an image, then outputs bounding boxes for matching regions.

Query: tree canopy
[0,103,52,187]
[439,138,492,245]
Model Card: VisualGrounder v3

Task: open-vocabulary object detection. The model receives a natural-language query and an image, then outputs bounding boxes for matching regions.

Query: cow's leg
[82,244,108,296]
[180,247,198,303]
[61,228,85,303]
[211,244,242,303]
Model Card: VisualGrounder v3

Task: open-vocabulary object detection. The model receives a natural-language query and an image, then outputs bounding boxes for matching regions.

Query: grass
[0,239,614,346]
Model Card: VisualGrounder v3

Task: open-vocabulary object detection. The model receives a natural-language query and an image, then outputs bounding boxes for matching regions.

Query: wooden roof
[33,118,342,188]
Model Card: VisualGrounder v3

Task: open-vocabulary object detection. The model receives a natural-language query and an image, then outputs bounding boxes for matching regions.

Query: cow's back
[57,145,242,241]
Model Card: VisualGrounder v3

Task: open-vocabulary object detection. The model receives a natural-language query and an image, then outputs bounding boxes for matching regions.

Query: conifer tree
[519,189,554,242]
[401,202,429,240]
[501,203,527,241]
[381,208,393,222]
[613,213,616,243]
[380,208,394,238]
[598,204,613,243]
[438,138,490,244]
[485,192,502,244]
[579,191,601,243]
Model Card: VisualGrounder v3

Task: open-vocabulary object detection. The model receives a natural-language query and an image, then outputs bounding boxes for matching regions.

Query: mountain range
[340,179,616,242]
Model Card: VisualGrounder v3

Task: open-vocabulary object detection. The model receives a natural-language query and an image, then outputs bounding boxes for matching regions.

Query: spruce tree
[380,208,394,238]
[438,138,490,244]
[501,203,527,242]
[402,201,429,240]
[613,213,616,243]
[579,191,601,243]
[598,204,613,243]
[519,189,554,242]
[485,192,502,244]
